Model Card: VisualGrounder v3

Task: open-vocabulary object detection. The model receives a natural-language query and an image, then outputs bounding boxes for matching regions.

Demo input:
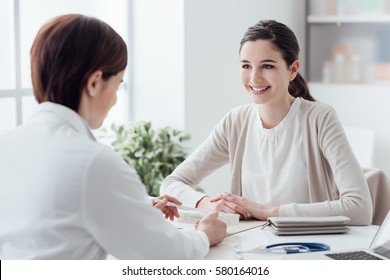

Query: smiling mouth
[250,86,270,93]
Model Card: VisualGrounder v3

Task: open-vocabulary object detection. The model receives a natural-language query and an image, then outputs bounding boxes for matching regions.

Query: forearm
[160,176,205,207]
[280,198,372,225]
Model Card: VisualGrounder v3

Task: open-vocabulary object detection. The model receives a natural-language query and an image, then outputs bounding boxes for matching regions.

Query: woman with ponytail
[161,20,372,225]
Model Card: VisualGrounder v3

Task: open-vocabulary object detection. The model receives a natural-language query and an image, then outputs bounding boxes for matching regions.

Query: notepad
[263,216,351,236]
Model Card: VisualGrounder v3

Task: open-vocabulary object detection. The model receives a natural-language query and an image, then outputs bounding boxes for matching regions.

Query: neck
[257,95,295,129]
[78,92,100,129]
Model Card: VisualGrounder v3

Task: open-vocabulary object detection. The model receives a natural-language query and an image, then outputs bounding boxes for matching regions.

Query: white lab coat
[0,102,209,259]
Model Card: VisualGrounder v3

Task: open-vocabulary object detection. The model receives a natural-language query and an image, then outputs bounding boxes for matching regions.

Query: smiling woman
[160,19,373,226]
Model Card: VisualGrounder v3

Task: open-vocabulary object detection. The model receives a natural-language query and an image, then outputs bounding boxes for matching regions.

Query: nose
[250,68,263,84]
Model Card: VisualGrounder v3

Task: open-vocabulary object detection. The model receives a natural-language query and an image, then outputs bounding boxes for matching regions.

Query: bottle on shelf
[332,44,351,83]
[322,61,333,83]
[334,53,346,83]
[347,54,361,84]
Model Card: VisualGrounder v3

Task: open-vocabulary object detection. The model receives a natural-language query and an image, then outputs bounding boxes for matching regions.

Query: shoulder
[212,103,256,136]
[197,104,255,144]
[228,103,256,115]
[298,99,344,141]
[86,142,129,172]
[300,98,334,113]
[60,136,128,177]
[83,142,143,195]
[299,98,338,121]
[222,103,256,123]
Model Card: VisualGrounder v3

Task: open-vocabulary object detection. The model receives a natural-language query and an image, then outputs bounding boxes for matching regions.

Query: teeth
[252,86,268,92]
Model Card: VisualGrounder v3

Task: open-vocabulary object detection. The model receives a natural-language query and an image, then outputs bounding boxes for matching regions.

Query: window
[0,0,130,131]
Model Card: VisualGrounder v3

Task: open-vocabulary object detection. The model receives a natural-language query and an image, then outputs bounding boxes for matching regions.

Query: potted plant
[108,121,192,197]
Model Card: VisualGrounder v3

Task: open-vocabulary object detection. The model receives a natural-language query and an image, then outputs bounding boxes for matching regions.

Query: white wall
[131,0,307,196]
[132,0,185,129]
[183,0,306,196]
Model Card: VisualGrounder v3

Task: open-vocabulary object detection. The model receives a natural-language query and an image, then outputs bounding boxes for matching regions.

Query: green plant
[109,121,191,197]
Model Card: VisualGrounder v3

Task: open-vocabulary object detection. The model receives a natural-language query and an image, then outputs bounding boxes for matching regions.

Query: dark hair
[239,20,314,101]
[30,14,128,111]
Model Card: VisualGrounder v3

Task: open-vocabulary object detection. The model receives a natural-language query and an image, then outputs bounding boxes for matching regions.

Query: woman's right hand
[196,196,251,219]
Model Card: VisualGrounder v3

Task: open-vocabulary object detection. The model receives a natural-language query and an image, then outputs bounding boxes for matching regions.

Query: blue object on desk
[267,242,330,253]
[233,242,330,254]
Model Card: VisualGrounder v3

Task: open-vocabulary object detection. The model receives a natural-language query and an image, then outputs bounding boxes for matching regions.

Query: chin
[251,97,267,105]
[91,120,104,130]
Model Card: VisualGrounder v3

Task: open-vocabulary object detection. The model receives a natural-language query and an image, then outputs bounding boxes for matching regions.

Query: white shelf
[308,82,390,91]
[306,1,390,177]
[308,14,390,24]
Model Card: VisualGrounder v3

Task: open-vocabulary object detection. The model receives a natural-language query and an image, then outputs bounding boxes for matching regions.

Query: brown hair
[240,20,314,101]
[30,14,128,111]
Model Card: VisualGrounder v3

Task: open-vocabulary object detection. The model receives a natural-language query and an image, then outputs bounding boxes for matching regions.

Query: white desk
[205,224,379,260]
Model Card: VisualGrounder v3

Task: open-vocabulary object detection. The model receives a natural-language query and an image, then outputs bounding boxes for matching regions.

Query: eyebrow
[240,59,277,64]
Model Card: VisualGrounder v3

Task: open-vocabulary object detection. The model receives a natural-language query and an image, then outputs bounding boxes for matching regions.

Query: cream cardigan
[161,98,373,225]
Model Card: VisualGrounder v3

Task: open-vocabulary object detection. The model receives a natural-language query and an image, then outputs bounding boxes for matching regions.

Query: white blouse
[242,98,310,206]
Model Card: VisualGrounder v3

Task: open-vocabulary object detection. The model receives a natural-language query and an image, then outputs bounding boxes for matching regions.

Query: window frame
[0,0,134,130]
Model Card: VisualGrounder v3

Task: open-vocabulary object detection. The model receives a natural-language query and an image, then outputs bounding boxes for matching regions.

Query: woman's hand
[152,195,182,221]
[196,195,251,219]
[210,192,280,220]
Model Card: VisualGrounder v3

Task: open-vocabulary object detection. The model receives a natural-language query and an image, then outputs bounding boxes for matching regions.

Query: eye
[241,64,251,69]
[262,64,274,69]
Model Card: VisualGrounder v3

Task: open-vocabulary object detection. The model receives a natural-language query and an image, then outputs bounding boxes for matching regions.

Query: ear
[289,60,300,81]
[85,70,103,97]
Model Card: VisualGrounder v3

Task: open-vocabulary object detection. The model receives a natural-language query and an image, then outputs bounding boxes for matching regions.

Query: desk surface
[205,223,379,260]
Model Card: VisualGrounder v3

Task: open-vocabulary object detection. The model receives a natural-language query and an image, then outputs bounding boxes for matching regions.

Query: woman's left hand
[152,194,181,221]
[210,192,279,221]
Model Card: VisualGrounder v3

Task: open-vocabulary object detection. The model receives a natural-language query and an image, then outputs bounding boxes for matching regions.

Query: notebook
[284,210,390,260]
[264,216,351,235]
